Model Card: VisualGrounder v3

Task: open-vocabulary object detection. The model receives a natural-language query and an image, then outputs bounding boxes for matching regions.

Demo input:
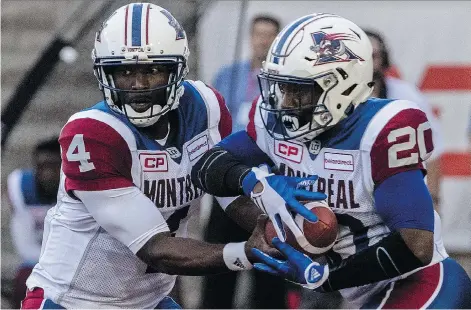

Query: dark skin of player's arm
[137,232,228,275]
[399,228,434,265]
[426,159,441,211]
[224,196,264,232]
[136,197,273,275]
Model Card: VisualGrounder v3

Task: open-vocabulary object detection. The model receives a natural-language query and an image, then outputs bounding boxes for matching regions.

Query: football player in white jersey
[192,13,471,308]
[21,4,329,309]
[7,138,61,309]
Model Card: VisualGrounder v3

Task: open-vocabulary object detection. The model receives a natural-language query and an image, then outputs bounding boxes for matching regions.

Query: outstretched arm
[75,188,276,275]
[137,215,278,276]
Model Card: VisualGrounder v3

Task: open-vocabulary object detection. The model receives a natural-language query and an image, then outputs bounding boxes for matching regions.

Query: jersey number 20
[66,134,96,172]
[387,122,433,168]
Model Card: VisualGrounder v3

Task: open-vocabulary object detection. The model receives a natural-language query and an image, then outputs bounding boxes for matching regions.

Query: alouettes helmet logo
[310,31,364,66]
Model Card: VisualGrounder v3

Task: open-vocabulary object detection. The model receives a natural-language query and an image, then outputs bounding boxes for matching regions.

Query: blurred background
[2,1,470,308]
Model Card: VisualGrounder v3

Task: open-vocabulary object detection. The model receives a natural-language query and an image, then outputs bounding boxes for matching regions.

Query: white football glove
[242,165,327,247]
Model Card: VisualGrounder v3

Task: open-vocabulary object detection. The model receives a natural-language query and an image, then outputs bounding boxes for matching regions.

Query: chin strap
[124,103,163,127]
[155,122,171,144]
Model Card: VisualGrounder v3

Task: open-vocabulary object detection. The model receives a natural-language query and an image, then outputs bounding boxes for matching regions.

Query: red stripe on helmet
[124,5,129,45]
[146,4,150,45]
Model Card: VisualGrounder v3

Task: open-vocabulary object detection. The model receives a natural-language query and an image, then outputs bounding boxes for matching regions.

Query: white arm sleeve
[75,187,170,254]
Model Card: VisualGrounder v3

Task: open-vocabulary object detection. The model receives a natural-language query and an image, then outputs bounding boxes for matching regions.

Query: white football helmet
[258,13,373,141]
[92,3,189,127]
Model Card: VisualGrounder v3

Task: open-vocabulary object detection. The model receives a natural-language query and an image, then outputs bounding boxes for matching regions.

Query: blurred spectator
[201,15,290,309]
[7,137,61,308]
[213,15,280,132]
[365,29,445,207]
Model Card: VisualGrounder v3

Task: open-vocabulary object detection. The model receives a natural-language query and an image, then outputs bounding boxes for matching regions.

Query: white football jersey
[7,169,54,264]
[247,96,448,307]
[26,80,232,309]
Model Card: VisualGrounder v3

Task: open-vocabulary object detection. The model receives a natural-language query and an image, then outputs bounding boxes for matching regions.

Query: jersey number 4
[387,122,433,168]
[66,134,96,172]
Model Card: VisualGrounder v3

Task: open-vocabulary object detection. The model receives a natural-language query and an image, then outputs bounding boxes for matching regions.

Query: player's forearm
[425,159,441,208]
[224,196,263,232]
[137,232,246,275]
[191,146,251,197]
[321,231,427,292]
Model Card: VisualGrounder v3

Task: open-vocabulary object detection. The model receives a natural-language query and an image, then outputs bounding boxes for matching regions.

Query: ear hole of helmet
[336,67,349,80]
[342,83,358,96]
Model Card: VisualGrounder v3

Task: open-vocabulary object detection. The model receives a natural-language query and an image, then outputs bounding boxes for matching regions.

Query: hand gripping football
[264,200,338,257]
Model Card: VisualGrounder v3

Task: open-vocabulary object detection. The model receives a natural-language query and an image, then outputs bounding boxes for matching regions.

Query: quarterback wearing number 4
[22,3,284,309]
[192,13,471,308]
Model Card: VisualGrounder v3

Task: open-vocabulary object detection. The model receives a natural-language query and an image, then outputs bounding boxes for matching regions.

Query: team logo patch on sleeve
[309,140,322,155]
[324,152,354,171]
[139,152,168,172]
[187,135,209,161]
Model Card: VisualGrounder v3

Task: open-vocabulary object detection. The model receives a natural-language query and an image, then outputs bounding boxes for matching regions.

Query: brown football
[264,201,338,257]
